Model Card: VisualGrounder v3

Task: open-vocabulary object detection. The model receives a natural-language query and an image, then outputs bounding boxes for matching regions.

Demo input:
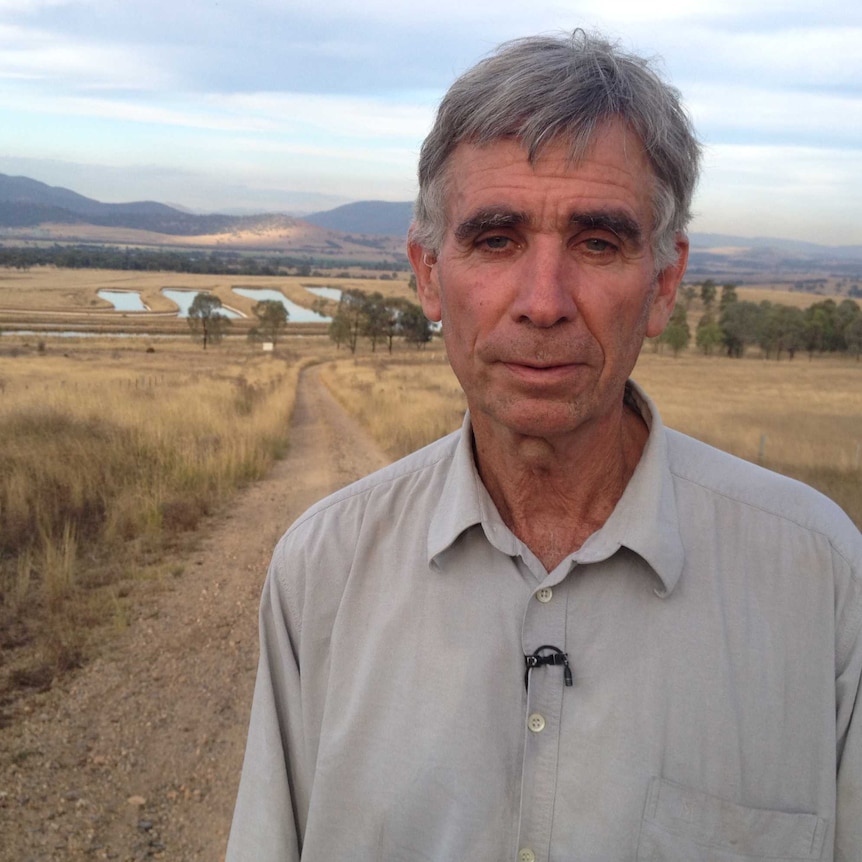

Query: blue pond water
[304,286,342,303]
[162,289,243,319]
[97,290,149,311]
[232,288,331,323]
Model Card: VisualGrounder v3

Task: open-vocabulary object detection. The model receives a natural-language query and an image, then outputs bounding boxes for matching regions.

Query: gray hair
[412,30,701,271]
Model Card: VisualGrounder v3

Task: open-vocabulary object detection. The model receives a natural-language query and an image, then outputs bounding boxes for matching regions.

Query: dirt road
[0,365,389,861]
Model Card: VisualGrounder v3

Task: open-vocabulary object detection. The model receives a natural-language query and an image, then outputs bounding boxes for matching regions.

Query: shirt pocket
[637,777,829,861]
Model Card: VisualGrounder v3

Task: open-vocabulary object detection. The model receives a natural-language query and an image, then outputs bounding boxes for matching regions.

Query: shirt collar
[426,382,685,597]
[574,381,685,597]
[427,412,486,563]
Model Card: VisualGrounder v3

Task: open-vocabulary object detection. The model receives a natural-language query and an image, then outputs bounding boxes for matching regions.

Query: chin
[481,399,590,440]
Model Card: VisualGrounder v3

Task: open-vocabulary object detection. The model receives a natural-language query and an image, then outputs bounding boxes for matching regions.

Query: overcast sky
[1,0,860,244]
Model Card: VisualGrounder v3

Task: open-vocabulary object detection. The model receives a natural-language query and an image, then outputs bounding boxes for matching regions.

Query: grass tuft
[0,337,313,690]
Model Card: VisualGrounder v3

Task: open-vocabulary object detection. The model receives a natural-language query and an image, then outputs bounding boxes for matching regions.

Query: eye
[583,237,616,253]
[478,235,514,252]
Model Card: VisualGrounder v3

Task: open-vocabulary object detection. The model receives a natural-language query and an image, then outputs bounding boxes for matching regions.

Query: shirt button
[527,713,546,733]
[518,849,536,862]
[536,588,553,603]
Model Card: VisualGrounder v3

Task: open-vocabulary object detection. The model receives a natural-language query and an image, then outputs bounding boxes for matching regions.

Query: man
[228,31,861,861]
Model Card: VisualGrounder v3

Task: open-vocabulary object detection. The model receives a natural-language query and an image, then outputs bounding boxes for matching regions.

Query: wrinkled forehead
[440,121,658,224]
[440,119,657,204]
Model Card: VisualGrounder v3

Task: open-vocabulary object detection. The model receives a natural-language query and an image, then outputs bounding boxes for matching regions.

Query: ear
[407,232,442,322]
[645,234,689,338]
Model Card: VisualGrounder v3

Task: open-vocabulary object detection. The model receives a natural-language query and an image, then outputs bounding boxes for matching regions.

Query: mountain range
[1,172,861,279]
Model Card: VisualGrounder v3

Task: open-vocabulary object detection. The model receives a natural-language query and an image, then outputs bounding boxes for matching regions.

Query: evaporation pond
[162,289,242,318]
[232,288,331,322]
[97,290,148,312]
[304,286,342,302]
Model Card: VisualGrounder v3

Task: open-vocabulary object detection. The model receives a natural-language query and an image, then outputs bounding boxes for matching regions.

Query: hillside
[302,200,413,237]
[0,174,404,261]
[0,174,302,236]
[2,173,862,283]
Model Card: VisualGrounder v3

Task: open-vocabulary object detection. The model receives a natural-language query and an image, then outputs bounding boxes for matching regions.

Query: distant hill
[2,173,861,279]
[0,173,295,236]
[303,200,413,237]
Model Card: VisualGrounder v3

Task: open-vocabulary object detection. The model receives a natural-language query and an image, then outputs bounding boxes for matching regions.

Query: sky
[0,0,860,244]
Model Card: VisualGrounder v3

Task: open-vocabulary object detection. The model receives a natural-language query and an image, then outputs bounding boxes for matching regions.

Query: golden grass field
[321,349,861,522]
[1,267,860,690]
[0,335,338,677]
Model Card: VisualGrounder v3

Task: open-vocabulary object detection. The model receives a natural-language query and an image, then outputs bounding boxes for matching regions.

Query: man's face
[409,119,687,445]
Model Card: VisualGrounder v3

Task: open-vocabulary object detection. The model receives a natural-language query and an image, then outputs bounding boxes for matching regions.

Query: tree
[311,298,331,319]
[328,312,353,350]
[251,299,289,346]
[802,300,840,357]
[759,303,804,360]
[399,302,433,348]
[844,315,862,360]
[719,283,738,312]
[658,303,690,356]
[695,310,723,355]
[835,299,861,353]
[720,300,763,358]
[679,285,697,310]
[361,292,391,353]
[699,279,717,311]
[188,293,230,349]
[329,288,367,353]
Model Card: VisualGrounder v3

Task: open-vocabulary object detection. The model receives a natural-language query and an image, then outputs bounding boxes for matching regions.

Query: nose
[509,240,577,328]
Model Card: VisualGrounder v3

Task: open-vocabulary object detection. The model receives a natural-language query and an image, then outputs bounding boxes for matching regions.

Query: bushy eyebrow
[572,211,643,245]
[453,206,644,246]
[454,208,529,243]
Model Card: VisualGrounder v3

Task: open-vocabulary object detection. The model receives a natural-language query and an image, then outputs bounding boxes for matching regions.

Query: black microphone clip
[524,644,573,689]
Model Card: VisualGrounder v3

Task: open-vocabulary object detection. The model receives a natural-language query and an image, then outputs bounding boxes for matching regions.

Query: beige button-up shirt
[228,383,862,862]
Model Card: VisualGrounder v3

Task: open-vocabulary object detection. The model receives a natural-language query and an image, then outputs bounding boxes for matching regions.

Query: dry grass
[0,335,328,678]
[3,300,859,691]
[323,347,862,529]
[320,344,465,459]
[633,351,862,524]
[732,285,853,308]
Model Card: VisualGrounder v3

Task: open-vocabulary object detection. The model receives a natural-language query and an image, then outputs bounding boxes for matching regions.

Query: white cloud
[0,0,75,9]
[688,83,862,144]
[0,23,174,90]
[668,25,862,90]
[0,81,436,144]
[208,92,435,140]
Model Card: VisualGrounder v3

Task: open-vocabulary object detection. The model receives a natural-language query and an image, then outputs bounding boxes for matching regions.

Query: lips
[500,360,588,385]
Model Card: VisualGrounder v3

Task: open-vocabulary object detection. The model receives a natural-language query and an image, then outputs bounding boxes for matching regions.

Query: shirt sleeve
[835,550,862,862]
[226,557,305,862]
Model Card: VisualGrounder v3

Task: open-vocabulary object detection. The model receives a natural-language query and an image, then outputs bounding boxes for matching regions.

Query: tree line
[185,290,432,353]
[0,245,408,276]
[658,281,862,360]
[327,289,433,353]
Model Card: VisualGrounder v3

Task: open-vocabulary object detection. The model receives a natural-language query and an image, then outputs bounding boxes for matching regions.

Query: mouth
[501,360,586,382]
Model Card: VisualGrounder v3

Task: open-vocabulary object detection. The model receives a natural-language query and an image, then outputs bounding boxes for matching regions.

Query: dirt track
[0,365,389,861]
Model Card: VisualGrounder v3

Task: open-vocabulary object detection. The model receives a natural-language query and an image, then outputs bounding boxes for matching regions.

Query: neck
[472,403,648,571]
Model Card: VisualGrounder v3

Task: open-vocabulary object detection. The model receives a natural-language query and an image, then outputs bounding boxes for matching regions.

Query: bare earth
[0,366,389,861]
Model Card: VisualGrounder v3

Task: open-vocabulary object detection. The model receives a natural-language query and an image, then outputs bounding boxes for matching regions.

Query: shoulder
[293,428,460,529]
[270,429,461,565]
[664,428,861,565]
[263,428,462,629]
